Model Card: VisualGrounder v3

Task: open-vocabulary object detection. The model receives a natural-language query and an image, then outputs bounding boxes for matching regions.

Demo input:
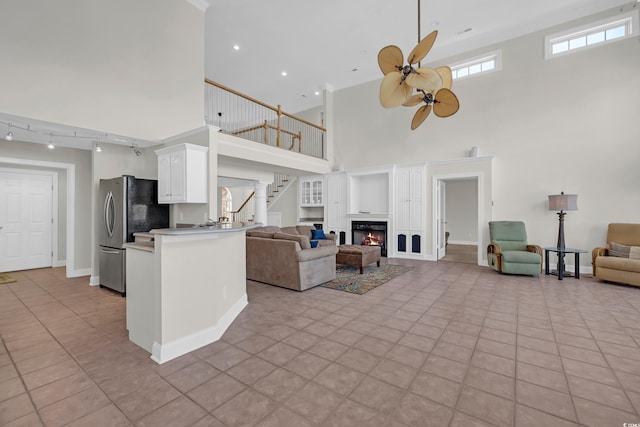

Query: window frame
[449,49,502,81]
[544,10,638,59]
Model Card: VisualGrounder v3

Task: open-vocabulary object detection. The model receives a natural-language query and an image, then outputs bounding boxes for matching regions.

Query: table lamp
[548,191,578,249]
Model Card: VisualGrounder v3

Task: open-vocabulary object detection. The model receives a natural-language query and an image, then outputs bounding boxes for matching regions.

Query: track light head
[5,131,13,141]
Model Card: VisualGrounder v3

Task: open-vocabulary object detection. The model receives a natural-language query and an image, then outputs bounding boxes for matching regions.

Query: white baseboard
[151,294,248,365]
[53,260,66,267]
[89,275,100,286]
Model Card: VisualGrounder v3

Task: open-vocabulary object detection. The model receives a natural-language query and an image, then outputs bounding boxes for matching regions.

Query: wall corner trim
[186,0,210,12]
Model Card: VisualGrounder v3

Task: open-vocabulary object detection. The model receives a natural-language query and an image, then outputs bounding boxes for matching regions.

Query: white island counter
[124,224,258,364]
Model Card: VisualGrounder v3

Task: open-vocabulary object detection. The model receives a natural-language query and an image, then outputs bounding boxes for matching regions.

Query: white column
[254,181,268,226]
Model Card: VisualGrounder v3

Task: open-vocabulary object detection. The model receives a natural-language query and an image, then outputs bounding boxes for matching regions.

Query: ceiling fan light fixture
[377,0,460,130]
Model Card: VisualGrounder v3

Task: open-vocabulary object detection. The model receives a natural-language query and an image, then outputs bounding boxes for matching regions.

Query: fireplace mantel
[347,213,391,220]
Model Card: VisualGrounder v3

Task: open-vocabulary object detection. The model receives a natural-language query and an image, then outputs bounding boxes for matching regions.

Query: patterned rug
[321,264,412,295]
[0,273,17,285]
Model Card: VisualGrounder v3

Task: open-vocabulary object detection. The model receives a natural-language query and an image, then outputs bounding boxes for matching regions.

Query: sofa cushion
[501,250,541,264]
[280,226,299,235]
[273,232,311,249]
[596,256,640,273]
[246,230,275,238]
[296,225,315,237]
[609,242,631,258]
[631,246,640,260]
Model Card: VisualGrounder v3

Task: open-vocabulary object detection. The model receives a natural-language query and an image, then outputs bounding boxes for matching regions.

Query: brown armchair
[592,223,640,287]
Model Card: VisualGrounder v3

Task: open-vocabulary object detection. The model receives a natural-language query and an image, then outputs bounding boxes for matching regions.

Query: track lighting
[130,142,142,156]
[48,134,55,149]
[95,143,102,152]
[5,123,13,141]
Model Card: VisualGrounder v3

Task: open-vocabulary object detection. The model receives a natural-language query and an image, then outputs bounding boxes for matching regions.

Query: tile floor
[2,260,640,426]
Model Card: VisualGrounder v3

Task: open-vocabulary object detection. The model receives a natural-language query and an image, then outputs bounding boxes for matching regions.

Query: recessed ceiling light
[233,44,240,50]
[431,21,439,27]
[281,71,287,76]
[314,91,320,96]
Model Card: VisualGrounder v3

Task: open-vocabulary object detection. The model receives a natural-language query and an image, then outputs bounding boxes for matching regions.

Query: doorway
[433,174,482,265]
[0,169,57,272]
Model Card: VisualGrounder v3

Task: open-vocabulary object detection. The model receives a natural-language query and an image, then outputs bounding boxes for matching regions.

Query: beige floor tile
[306,338,349,361]
[187,373,246,411]
[284,382,342,424]
[136,396,207,427]
[566,375,634,412]
[517,347,563,371]
[464,366,514,399]
[391,392,454,427]
[457,385,513,427]
[561,357,620,387]
[0,394,35,425]
[471,350,515,377]
[450,411,495,427]
[213,388,276,427]
[226,356,276,386]
[165,360,220,392]
[349,376,404,415]
[573,396,639,427]
[410,371,461,407]
[516,362,569,393]
[257,342,301,365]
[313,363,365,395]
[422,354,469,383]
[515,404,579,427]
[65,404,131,427]
[38,385,110,427]
[285,351,330,379]
[336,348,381,374]
[255,407,314,427]
[516,380,576,421]
[116,377,181,421]
[205,346,252,371]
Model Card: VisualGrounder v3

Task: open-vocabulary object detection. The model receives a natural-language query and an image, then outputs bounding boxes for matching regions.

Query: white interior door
[437,180,447,259]
[0,171,53,272]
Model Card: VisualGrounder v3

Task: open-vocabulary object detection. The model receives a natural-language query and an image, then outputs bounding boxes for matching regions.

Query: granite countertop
[149,223,261,236]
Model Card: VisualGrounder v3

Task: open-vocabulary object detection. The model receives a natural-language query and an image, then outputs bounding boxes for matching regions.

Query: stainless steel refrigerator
[99,176,169,295]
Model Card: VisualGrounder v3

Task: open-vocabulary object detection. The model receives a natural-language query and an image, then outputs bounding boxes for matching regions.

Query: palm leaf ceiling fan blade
[433,88,460,117]
[406,67,443,92]
[403,94,424,107]
[411,105,432,130]
[378,45,404,75]
[380,72,412,108]
[407,30,438,65]
[436,66,453,89]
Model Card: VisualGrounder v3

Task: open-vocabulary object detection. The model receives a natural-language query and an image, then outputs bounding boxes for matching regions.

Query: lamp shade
[548,193,578,211]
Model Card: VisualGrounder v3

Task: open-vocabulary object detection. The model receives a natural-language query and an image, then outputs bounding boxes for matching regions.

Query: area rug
[321,264,412,295]
[0,273,17,285]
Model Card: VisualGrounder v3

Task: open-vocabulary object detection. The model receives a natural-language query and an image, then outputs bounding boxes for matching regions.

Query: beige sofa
[592,223,640,287]
[246,226,338,291]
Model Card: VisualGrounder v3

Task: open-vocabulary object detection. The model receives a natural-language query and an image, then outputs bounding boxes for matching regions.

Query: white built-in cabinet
[395,164,425,256]
[155,143,208,204]
[298,175,324,224]
[325,172,347,244]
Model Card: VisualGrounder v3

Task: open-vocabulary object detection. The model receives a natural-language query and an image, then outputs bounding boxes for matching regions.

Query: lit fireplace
[352,221,387,257]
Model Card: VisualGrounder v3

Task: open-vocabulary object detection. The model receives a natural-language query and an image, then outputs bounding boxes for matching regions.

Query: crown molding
[186,0,209,12]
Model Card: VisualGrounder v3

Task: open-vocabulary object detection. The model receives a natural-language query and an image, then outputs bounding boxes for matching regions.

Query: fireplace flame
[361,232,384,247]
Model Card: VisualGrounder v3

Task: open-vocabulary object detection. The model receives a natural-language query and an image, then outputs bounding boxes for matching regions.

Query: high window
[450,50,501,81]
[545,11,638,59]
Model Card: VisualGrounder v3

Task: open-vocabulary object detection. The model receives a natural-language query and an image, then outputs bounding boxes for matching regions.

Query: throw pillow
[609,242,631,258]
[310,240,319,248]
[630,246,640,260]
[311,229,327,240]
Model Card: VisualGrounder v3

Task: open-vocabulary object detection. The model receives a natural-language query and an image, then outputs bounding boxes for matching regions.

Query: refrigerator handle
[104,191,115,238]
[100,248,121,254]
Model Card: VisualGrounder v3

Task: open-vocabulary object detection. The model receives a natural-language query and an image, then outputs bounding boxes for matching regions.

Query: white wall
[0,0,205,142]
[331,7,640,269]
[445,179,478,243]
[268,179,299,226]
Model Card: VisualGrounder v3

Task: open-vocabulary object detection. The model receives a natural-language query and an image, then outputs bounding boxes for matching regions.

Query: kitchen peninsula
[124,224,258,364]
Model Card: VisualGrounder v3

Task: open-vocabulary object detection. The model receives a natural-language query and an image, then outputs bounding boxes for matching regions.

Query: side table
[543,247,587,280]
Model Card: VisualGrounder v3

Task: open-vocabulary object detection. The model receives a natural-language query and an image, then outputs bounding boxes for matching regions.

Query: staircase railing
[231,192,255,224]
[204,79,326,159]
[267,173,291,206]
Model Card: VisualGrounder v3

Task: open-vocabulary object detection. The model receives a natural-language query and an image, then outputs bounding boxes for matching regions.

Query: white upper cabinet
[155,143,208,204]
[300,176,323,206]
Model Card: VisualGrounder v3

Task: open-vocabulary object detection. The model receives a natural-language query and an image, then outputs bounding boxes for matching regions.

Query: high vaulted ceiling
[205,0,632,115]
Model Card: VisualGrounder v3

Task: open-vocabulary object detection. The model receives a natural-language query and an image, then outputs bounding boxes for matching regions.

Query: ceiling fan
[377,0,460,130]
